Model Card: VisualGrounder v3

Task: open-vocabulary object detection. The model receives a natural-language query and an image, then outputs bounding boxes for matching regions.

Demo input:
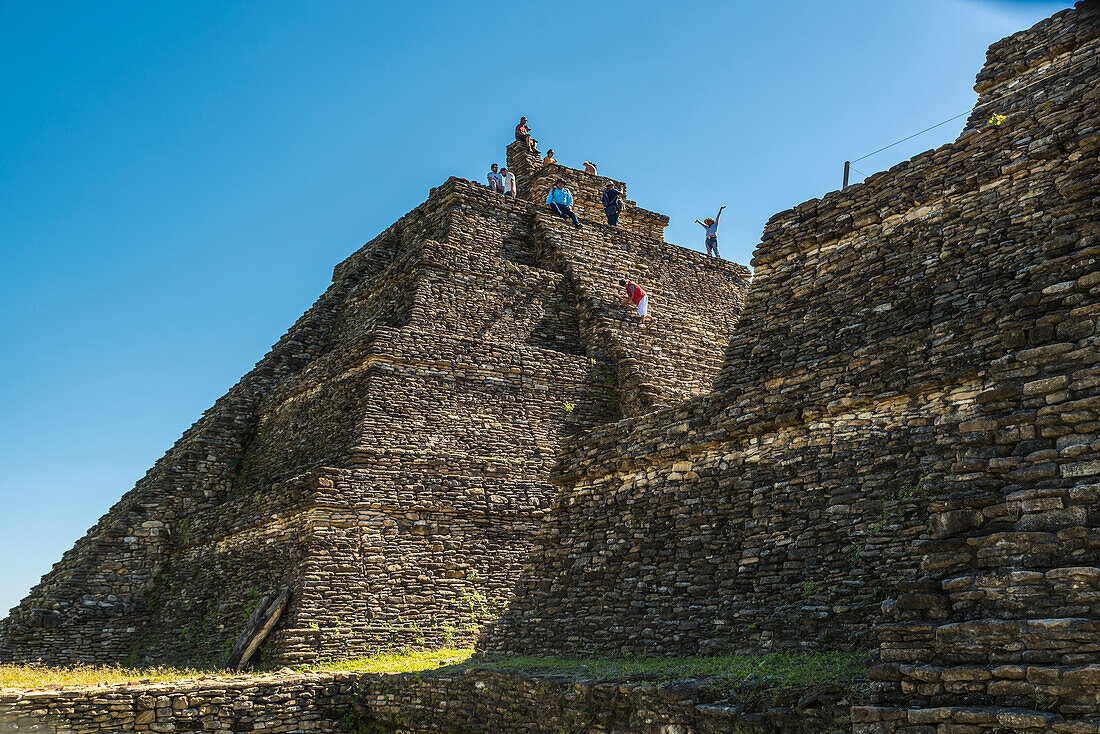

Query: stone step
[853,704,1100,733]
[877,617,1100,667]
[942,567,1100,620]
[918,528,1100,576]
[930,485,1100,539]
[870,661,1100,716]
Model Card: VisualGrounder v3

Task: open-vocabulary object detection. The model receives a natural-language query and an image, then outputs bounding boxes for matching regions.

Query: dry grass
[0,648,477,690]
[0,663,213,690]
[0,649,863,694]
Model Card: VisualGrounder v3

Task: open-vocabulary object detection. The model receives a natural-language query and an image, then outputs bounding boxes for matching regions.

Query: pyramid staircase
[0,140,748,668]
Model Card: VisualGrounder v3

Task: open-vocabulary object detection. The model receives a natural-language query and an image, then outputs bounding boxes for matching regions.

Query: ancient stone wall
[965,2,1100,129]
[482,0,1100,673]
[1,154,747,667]
[507,141,670,240]
[0,669,850,734]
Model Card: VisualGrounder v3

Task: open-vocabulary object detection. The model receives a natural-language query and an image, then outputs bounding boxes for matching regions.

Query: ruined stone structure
[0,129,748,668]
[479,2,1100,730]
[0,667,852,733]
[2,3,1099,732]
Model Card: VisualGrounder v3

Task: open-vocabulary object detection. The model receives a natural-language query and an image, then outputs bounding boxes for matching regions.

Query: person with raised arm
[695,205,725,258]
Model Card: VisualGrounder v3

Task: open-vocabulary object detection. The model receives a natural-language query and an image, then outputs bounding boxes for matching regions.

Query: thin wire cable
[848,48,1098,165]
[851,111,971,163]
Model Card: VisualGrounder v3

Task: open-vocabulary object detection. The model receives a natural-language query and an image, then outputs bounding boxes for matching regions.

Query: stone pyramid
[0,142,749,666]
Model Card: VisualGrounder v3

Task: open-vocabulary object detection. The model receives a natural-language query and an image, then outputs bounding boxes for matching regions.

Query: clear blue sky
[0,1,1071,616]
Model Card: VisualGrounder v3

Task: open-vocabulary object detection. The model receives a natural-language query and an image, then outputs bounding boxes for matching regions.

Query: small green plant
[897,479,927,499]
[243,585,262,616]
[1036,692,1059,711]
[801,579,819,598]
[563,400,575,413]
[175,517,192,544]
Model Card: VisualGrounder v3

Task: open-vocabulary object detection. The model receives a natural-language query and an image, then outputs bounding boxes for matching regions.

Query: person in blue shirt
[546,177,581,229]
[695,205,725,258]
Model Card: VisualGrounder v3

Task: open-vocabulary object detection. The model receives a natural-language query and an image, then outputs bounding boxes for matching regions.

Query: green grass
[455,650,867,687]
[308,647,475,674]
[0,649,477,689]
[0,649,866,693]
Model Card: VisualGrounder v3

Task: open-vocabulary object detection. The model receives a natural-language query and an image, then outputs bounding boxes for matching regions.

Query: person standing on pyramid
[515,117,538,153]
[542,148,558,166]
[619,278,650,322]
[487,163,504,194]
[546,177,581,229]
[601,182,623,227]
[695,205,725,258]
[502,166,517,198]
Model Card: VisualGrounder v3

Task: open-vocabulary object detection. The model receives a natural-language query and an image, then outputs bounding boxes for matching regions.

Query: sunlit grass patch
[0,663,212,690]
[307,647,475,674]
[0,649,865,693]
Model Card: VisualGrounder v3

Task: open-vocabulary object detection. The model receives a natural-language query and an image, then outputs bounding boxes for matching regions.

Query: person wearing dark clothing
[601,183,623,227]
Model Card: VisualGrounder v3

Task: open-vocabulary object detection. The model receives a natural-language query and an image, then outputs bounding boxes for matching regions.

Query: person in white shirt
[695,205,725,258]
[501,167,517,198]
[487,163,504,194]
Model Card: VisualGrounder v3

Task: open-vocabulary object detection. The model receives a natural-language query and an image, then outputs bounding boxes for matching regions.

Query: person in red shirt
[619,278,650,322]
[515,117,538,153]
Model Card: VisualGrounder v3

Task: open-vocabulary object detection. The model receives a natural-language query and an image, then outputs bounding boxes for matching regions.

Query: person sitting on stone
[501,166,517,198]
[487,163,504,194]
[695,205,725,258]
[583,161,597,175]
[515,117,538,153]
[601,182,624,227]
[619,278,650,322]
[542,149,558,166]
[546,177,581,229]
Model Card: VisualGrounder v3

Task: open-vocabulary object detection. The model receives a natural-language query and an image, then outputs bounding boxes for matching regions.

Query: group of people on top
[486,163,516,198]
[510,117,726,256]
[509,117,730,324]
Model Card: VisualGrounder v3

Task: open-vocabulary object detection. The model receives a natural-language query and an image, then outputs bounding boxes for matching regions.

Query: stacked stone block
[507,141,670,240]
[0,149,747,667]
[482,2,1100,691]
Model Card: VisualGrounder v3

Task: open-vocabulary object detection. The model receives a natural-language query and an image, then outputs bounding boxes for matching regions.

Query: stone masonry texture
[483,2,1100,729]
[0,127,748,668]
[0,668,852,733]
[0,3,1098,733]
